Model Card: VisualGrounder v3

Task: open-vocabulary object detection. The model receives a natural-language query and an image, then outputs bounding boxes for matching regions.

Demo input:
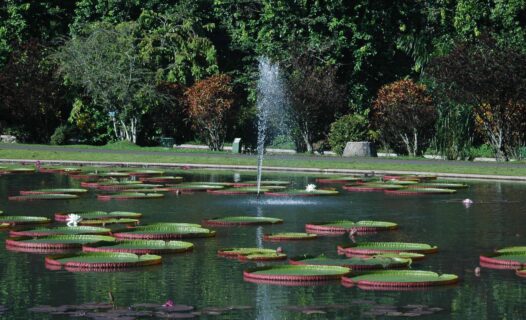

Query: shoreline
[1,158,525,182]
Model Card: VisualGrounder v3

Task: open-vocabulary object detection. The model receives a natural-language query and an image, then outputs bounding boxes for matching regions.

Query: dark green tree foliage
[429,36,526,160]
[0,40,69,142]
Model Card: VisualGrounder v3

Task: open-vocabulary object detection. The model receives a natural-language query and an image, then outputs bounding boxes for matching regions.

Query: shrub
[50,125,69,145]
[371,79,436,156]
[328,114,373,155]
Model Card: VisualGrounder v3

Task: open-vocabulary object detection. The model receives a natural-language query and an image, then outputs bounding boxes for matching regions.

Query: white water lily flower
[66,214,83,227]
[305,184,317,192]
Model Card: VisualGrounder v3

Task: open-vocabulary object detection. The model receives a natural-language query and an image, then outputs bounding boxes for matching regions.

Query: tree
[286,56,346,153]
[0,40,69,142]
[372,79,436,156]
[186,74,235,150]
[54,22,161,143]
[429,36,526,160]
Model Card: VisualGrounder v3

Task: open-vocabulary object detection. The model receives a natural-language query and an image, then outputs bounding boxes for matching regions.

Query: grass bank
[0,143,525,178]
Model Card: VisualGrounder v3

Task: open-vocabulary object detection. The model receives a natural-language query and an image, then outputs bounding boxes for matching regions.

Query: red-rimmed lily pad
[384,180,420,185]
[203,216,283,226]
[411,182,468,189]
[343,183,404,192]
[315,176,364,184]
[39,167,82,174]
[9,226,111,237]
[8,194,79,201]
[97,172,131,177]
[338,242,438,255]
[208,187,268,195]
[305,220,398,234]
[55,211,142,222]
[496,246,526,254]
[97,183,163,191]
[263,233,317,241]
[0,216,51,225]
[6,235,115,249]
[168,183,226,192]
[113,223,215,240]
[0,223,9,230]
[127,169,164,177]
[289,255,412,270]
[385,188,456,195]
[516,269,526,277]
[83,240,193,254]
[232,180,291,187]
[79,218,140,226]
[5,167,35,173]
[265,189,339,197]
[341,270,458,288]
[19,188,88,195]
[139,176,184,183]
[97,192,164,200]
[244,265,350,283]
[479,252,526,268]
[45,252,161,270]
[218,248,286,261]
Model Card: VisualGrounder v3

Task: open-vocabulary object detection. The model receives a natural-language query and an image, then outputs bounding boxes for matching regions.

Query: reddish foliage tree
[371,79,436,156]
[185,74,235,150]
[429,36,526,160]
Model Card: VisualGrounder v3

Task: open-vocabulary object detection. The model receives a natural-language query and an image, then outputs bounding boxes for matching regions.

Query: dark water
[0,171,525,319]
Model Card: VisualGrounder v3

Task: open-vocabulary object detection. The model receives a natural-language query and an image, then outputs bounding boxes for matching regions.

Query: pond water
[0,170,525,319]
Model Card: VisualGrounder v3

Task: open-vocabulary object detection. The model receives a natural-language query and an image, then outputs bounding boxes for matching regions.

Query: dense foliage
[0,1,524,160]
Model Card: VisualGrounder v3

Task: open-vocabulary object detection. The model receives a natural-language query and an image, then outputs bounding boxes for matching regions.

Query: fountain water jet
[256,57,287,197]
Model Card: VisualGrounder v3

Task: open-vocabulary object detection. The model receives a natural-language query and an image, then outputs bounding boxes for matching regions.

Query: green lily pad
[263,233,317,241]
[265,189,339,196]
[0,216,51,225]
[289,255,412,270]
[20,188,88,195]
[497,246,526,254]
[45,252,161,270]
[128,169,164,176]
[83,240,193,254]
[6,167,35,173]
[9,194,79,201]
[10,226,111,237]
[244,265,350,282]
[6,235,115,249]
[80,218,140,226]
[113,223,215,240]
[203,216,283,226]
[385,188,456,195]
[338,242,438,255]
[139,176,184,183]
[306,220,398,234]
[343,183,405,192]
[480,252,526,267]
[97,193,164,200]
[55,211,142,222]
[233,180,291,187]
[384,180,420,185]
[97,172,131,177]
[342,270,458,288]
[208,187,269,195]
[316,176,364,184]
[218,248,286,261]
[168,183,225,192]
[414,182,468,189]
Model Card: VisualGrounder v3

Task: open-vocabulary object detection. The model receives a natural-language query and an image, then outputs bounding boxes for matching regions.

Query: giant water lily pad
[385,188,456,195]
[97,193,164,200]
[139,176,184,183]
[6,235,115,249]
[127,169,164,176]
[208,187,269,195]
[264,233,317,241]
[384,180,420,185]
[203,216,283,226]
[20,188,88,195]
[8,194,79,201]
[113,223,215,240]
[39,166,82,173]
[5,167,35,173]
[265,189,339,197]
[10,226,111,237]
[480,252,526,267]
[233,180,291,187]
[168,183,225,192]
[0,216,51,225]
[218,248,286,261]
[412,182,468,189]
[97,183,163,191]
[80,218,140,226]
[289,255,412,270]
[343,183,405,192]
[338,242,438,255]
[516,269,526,277]
[306,220,398,234]
[45,252,161,270]
[315,176,364,184]
[97,172,131,177]
[55,211,142,222]
[497,246,526,254]
[244,265,350,283]
[83,240,193,254]
[341,270,458,288]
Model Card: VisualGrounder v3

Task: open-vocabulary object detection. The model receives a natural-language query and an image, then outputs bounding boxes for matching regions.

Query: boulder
[342,141,377,157]
[0,135,17,143]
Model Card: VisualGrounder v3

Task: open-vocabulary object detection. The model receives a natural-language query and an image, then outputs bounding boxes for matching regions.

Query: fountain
[256,57,287,197]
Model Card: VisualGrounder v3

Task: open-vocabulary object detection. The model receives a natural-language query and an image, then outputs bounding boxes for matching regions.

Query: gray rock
[0,135,17,143]
[342,141,377,157]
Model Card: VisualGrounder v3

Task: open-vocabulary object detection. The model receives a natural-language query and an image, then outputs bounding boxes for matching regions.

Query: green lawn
[0,143,525,177]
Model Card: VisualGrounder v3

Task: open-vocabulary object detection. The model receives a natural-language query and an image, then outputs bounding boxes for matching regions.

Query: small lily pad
[264,233,317,241]
[203,216,283,226]
[218,248,286,261]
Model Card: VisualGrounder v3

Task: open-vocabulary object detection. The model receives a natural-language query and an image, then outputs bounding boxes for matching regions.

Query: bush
[328,114,373,155]
[50,125,69,145]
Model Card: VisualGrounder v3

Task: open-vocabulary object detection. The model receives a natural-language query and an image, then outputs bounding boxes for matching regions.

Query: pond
[0,169,525,319]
